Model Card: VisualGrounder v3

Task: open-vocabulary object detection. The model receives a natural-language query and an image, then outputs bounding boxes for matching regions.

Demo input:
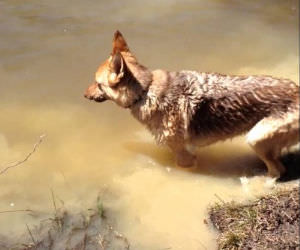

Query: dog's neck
[129,70,180,143]
[130,69,173,117]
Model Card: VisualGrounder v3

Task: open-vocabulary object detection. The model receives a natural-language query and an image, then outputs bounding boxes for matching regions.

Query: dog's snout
[84,82,98,99]
[84,90,93,99]
[84,93,93,100]
[84,82,107,102]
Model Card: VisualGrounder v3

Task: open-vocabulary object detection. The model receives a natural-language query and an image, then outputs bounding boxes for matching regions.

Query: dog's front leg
[167,142,196,168]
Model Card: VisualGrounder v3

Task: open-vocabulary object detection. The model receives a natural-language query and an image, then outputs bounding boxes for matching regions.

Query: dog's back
[176,71,299,143]
[135,70,298,145]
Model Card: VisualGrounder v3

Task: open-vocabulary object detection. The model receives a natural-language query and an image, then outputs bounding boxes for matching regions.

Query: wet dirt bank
[2,183,299,250]
[209,185,299,249]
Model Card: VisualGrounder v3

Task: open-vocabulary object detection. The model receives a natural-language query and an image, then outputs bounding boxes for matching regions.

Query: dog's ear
[108,51,125,86]
[112,30,129,54]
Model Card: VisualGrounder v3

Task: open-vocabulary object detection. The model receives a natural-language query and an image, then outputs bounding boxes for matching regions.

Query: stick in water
[0,134,46,175]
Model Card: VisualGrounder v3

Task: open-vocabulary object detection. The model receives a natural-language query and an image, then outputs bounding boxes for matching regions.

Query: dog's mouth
[84,94,107,103]
[93,96,107,102]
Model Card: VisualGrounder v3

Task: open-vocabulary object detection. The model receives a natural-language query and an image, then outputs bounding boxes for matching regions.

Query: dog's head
[84,31,148,108]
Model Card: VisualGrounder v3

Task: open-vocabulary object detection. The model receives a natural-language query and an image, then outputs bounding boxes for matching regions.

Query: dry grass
[209,187,300,249]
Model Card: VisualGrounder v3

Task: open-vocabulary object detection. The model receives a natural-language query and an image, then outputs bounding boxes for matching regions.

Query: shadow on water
[195,151,300,182]
[278,151,300,182]
[125,141,300,181]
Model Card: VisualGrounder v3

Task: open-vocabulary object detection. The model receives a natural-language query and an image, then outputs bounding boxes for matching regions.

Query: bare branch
[50,188,57,214]
[214,193,226,204]
[0,134,46,175]
[0,209,33,214]
[26,223,36,245]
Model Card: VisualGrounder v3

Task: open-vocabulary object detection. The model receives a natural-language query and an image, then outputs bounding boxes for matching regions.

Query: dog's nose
[84,82,99,99]
[84,89,92,99]
[84,93,93,100]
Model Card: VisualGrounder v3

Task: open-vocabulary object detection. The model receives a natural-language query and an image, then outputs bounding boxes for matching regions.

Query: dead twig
[198,240,208,250]
[97,233,106,249]
[26,223,36,246]
[0,134,46,175]
[113,229,130,250]
[214,193,226,204]
[50,188,57,214]
[0,209,33,214]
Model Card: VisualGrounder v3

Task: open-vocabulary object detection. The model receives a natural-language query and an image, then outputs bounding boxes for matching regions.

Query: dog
[84,30,299,178]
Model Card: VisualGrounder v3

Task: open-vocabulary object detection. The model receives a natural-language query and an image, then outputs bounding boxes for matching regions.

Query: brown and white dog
[84,30,299,178]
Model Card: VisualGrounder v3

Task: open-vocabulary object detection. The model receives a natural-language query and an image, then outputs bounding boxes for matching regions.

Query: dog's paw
[240,176,250,193]
[264,177,277,189]
[175,151,196,168]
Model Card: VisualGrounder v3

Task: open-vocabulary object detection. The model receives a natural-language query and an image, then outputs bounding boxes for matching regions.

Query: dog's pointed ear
[112,30,129,54]
[108,51,125,86]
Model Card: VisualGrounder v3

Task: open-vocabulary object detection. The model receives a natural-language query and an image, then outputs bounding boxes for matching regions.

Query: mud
[0,204,130,250]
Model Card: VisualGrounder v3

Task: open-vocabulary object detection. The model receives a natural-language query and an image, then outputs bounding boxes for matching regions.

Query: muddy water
[0,0,298,249]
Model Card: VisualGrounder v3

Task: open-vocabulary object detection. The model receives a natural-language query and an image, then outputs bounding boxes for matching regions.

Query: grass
[209,187,300,249]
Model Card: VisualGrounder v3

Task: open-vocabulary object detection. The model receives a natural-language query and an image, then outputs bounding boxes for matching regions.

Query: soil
[209,186,300,249]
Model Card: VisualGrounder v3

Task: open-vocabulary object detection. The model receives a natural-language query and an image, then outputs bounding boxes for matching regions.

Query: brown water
[0,0,298,249]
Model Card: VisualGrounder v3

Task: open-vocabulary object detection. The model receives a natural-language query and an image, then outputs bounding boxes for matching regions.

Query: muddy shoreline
[1,152,299,249]
[209,186,300,249]
[0,206,130,250]
[1,184,299,249]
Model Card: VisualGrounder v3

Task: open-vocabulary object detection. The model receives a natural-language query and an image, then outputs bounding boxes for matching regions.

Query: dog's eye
[110,83,119,89]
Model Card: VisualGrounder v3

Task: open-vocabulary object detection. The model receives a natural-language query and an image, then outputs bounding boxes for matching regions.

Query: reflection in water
[0,0,298,249]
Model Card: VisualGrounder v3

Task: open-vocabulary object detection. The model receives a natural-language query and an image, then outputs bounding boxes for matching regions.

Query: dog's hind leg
[246,109,299,178]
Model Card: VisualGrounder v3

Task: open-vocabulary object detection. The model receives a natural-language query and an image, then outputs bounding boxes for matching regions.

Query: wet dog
[84,30,299,178]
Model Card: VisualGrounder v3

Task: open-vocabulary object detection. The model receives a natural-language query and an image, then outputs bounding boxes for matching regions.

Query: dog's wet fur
[84,31,299,178]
